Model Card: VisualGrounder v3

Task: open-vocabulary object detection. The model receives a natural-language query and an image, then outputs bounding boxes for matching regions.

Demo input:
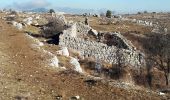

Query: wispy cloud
[7,0,51,10]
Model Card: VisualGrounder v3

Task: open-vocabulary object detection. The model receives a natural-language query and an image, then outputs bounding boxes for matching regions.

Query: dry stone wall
[76,22,91,35]
[59,34,144,67]
[58,17,145,68]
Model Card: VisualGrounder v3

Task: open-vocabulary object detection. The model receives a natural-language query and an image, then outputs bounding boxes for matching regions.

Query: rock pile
[23,17,33,25]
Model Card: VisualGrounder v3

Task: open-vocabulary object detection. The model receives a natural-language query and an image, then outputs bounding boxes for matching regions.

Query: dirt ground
[0,16,169,100]
[65,15,152,35]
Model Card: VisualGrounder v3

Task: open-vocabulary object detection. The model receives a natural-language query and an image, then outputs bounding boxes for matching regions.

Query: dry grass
[65,15,152,34]
[24,25,40,34]
[0,13,169,100]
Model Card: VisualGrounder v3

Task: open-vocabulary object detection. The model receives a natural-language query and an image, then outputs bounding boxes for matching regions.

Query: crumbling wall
[76,22,91,35]
[59,34,144,67]
[59,19,145,68]
[104,32,136,50]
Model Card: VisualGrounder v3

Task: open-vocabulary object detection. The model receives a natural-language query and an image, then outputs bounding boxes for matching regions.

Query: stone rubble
[23,17,33,25]
[59,20,145,68]
[11,21,23,30]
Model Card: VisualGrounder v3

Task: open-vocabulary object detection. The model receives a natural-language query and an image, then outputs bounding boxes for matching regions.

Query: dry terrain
[0,13,169,100]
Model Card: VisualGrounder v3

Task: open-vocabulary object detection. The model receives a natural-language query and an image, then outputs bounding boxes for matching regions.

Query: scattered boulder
[70,96,81,100]
[12,21,18,26]
[23,17,33,25]
[88,29,98,36]
[55,95,63,100]
[56,47,69,57]
[49,56,59,68]
[16,23,23,30]
[70,57,83,73]
[61,47,69,57]
[159,92,165,96]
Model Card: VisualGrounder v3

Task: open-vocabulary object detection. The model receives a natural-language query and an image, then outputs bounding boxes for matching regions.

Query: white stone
[35,16,40,19]
[88,29,98,36]
[34,39,44,47]
[164,28,168,33]
[12,21,18,26]
[49,56,59,67]
[26,20,32,25]
[23,17,33,25]
[16,23,23,30]
[61,47,69,57]
[159,92,165,96]
[70,57,83,73]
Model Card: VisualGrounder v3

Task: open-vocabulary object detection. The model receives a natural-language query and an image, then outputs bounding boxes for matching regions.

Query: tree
[106,10,112,18]
[144,11,148,14]
[49,9,55,13]
[137,12,142,14]
[10,10,18,15]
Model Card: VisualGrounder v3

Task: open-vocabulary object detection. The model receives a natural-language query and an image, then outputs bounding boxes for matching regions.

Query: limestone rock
[70,57,83,73]
[88,29,98,36]
[61,47,69,57]
[49,56,59,68]
[16,23,23,30]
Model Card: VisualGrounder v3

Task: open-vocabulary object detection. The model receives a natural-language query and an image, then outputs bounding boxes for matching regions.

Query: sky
[0,0,170,13]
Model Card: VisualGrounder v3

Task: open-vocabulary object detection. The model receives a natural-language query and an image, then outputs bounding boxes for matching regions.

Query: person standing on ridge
[85,17,89,25]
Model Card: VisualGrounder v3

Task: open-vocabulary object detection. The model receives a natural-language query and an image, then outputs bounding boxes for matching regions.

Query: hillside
[0,11,170,100]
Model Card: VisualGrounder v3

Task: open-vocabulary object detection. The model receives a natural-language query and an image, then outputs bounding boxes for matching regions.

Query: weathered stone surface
[23,17,33,25]
[70,57,83,73]
[16,23,23,30]
[59,15,145,68]
[61,47,69,57]
[49,56,59,68]
[59,33,145,68]
[63,23,77,37]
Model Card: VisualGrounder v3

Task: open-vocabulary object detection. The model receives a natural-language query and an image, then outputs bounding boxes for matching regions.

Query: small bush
[106,10,112,18]
[49,9,55,13]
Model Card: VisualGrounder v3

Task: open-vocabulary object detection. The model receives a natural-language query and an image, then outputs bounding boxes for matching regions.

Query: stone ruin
[59,33,144,67]
[58,16,145,68]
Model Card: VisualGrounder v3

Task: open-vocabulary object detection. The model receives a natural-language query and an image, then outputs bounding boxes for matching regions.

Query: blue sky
[0,0,170,13]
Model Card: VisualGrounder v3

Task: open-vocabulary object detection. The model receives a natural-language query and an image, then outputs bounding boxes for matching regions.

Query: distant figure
[85,17,89,25]
[95,59,102,74]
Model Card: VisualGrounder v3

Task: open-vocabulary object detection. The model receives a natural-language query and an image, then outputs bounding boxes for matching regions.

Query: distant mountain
[26,8,49,13]
[55,7,109,14]
[55,7,115,15]
[23,7,114,15]
[55,7,95,14]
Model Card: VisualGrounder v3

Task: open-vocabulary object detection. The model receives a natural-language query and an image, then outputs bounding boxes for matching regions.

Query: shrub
[106,10,112,18]
[137,12,142,14]
[49,9,55,13]
[144,11,148,14]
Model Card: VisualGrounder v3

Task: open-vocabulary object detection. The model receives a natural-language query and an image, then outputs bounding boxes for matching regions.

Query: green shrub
[106,10,112,18]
